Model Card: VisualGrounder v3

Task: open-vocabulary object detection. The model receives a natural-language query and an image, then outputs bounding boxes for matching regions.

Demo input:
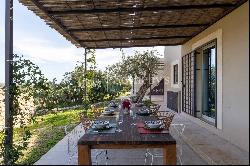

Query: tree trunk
[135,80,151,103]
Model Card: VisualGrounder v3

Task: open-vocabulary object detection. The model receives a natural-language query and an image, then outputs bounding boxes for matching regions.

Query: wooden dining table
[78,105,176,165]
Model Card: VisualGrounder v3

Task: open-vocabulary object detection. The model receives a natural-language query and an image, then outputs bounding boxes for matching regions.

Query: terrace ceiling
[19,0,247,49]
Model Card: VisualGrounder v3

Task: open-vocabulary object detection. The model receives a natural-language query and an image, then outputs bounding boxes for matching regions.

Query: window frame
[191,29,222,129]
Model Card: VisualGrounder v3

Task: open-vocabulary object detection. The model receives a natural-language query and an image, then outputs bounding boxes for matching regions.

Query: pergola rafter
[79,35,192,43]
[86,44,182,49]
[68,24,209,32]
[48,4,236,15]
[18,0,247,49]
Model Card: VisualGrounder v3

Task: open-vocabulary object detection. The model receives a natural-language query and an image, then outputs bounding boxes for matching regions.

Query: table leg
[163,144,176,165]
[78,145,91,165]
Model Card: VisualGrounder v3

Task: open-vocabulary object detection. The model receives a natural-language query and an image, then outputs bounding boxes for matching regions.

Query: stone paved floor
[34,113,249,165]
[173,114,249,165]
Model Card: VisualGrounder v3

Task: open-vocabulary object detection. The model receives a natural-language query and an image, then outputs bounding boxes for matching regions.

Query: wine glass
[131,111,137,126]
[116,114,123,132]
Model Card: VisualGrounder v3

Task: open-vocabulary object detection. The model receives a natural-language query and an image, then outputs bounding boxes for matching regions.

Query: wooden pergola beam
[86,43,182,49]
[30,0,82,47]
[182,0,248,45]
[80,36,192,43]
[69,24,208,32]
[49,4,235,15]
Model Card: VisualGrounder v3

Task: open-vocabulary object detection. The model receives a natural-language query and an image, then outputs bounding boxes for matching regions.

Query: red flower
[122,99,131,110]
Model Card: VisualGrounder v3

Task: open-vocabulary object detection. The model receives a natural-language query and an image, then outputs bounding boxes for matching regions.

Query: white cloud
[13,37,83,64]
[11,34,166,71]
[95,46,165,71]
[95,49,123,70]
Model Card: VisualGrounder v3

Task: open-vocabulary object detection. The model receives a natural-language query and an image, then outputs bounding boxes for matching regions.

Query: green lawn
[0,102,112,165]
[15,109,83,165]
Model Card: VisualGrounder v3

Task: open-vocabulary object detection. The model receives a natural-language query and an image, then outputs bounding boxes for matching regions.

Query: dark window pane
[173,64,178,84]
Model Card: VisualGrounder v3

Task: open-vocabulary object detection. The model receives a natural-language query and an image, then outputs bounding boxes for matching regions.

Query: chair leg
[105,150,109,165]
[150,152,154,165]
[144,151,148,165]
[177,155,183,165]
[144,149,155,165]
[95,150,104,165]
[92,149,109,165]
[105,150,108,159]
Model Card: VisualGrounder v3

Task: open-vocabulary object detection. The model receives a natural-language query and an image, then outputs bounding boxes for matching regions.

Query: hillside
[0,88,35,130]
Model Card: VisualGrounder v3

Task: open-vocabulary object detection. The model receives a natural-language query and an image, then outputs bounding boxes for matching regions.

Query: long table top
[78,105,176,146]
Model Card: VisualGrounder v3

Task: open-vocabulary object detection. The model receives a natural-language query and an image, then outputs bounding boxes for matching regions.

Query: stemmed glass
[116,114,123,132]
[131,111,137,126]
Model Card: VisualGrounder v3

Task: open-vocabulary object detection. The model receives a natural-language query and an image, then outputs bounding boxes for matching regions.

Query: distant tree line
[0,50,131,164]
[31,49,131,112]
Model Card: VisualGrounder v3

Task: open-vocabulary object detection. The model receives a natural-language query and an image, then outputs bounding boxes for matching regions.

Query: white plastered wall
[181,2,249,152]
[191,29,223,129]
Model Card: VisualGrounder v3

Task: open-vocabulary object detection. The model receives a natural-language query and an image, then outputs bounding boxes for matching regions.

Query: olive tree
[108,50,161,103]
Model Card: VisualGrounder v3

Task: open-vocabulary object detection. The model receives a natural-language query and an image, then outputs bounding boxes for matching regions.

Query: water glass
[131,111,137,126]
[116,114,123,132]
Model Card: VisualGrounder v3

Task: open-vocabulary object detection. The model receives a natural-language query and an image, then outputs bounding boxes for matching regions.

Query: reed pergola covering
[19,0,247,49]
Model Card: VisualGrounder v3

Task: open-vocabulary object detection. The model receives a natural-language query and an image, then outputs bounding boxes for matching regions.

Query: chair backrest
[80,117,93,131]
[160,112,175,130]
[150,104,161,115]
[92,109,103,118]
[171,123,185,136]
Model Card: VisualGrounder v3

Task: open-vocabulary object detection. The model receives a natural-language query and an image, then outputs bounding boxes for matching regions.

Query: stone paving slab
[172,113,249,165]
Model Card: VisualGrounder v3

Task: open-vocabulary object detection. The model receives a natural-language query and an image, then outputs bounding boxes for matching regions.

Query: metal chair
[150,104,161,113]
[80,117,109,165]
[93,109,103,119]
[150,105,177,120]
[150,104,169,118]
[144,112,176,165]
[170,123,186,165]
[159,112,175,130]
[64,124,84,165]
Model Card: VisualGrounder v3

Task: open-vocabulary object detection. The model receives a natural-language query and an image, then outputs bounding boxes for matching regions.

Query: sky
[0,0,164,83]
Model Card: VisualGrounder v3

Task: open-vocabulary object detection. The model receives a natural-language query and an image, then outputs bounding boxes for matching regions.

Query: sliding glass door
[201,42,217,124]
